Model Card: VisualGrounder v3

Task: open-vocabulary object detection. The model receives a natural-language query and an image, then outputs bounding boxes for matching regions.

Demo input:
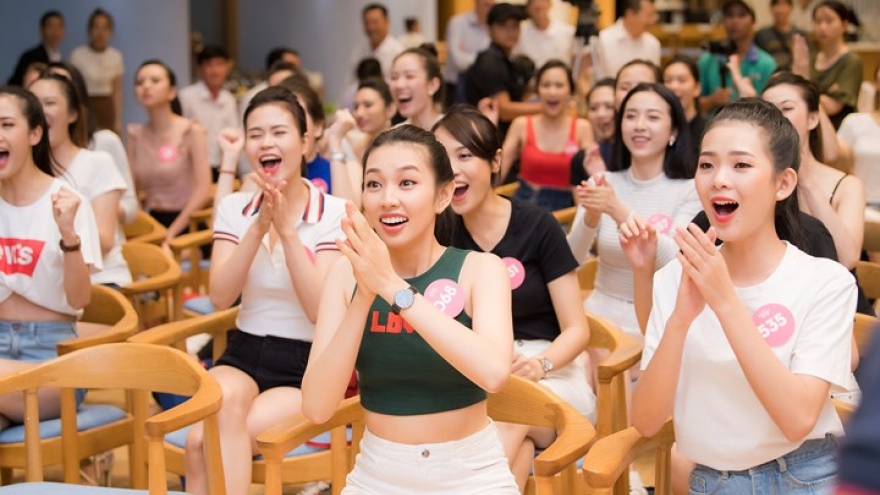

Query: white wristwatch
[329,151,346,162]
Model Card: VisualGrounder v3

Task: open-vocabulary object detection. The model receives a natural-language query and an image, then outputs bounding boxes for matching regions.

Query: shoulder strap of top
[568,116,578,141]
[829,173,849,204]
[524,115,536,146]
[437,247,469,283]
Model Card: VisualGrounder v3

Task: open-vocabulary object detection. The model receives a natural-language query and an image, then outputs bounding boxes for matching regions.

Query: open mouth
[259,155,282,175]
[712,200,739,221]
[397,95,413,106]
[453,183,469,199]
[0,150,8,166]
[380,215,409,227]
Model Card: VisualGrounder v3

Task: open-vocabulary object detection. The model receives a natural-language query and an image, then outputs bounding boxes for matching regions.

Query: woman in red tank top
[500,60,594,212]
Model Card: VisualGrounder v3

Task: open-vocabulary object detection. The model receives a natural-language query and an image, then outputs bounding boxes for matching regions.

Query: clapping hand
[335,202,399,301]
[619,214,657,271]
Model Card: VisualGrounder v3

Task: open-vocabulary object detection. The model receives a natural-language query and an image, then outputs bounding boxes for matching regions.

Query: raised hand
[581,143,607,178]
[51,187,81,238]
[217,127,244,158]
[619,214,657,271]
[477,97,499,126]
[791,34,811,78]
[327,109,357,147]
[674,224,732,312]
[335,201,399,301]
[726,55,756,97]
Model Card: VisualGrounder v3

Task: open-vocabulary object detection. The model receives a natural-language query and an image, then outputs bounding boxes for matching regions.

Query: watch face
[395,287,415,309]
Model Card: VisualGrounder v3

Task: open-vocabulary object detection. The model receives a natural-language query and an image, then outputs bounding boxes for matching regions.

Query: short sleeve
[641,261,679,370]
[825,55,862,107]
[314,199,346,254]
[73,191,103,272]
[213,193,252,244]
[86,151,128,198]
[836,114,859,145]
[535,211,578,283]
[570,149,588,185]
[790,267,856,391]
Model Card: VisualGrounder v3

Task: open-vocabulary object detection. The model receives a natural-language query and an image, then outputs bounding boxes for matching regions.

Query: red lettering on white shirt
[0,238,45,276]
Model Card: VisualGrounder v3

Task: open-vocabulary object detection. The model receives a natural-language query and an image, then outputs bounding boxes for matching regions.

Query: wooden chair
[122,211,167,246]
[0,285,140,486]
[257,375,597,495]
[864,217,880,253]
[553,206,578,232]
[495,182,520,198]
[0,343,224,494]
[121,243,183,328]
[577,258,600,299]
[168,230,214,316]
[129,308,351,492]
[854,313,878,358]
[856,260,880,315]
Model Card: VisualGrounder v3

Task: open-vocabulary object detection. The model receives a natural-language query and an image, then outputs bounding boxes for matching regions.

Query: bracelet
[329,151,346,162]
[219,169,236,176]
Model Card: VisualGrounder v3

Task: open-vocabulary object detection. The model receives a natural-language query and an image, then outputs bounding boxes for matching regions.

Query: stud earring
[668,138,676,146]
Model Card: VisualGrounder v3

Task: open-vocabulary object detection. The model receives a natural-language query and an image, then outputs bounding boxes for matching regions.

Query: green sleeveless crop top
[356,247,487,415]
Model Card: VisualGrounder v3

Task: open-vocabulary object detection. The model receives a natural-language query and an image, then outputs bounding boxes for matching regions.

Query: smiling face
[245,102,305,186]
[134,64,175,110]
[696,121,796,242]
[0,95,43,180]
[361,142,453,248]
[587,85,616,142]
[434,126,496,216]
[362,7,390,48]
[620,90,675,165]
[28,78,75,149]
[354,87,394,134]
[537,66,572,117]
[762,83,817,153]
[663,62,699,115]
[390,53,439,120]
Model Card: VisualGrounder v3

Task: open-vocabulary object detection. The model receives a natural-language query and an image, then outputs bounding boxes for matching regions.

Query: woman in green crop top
[303,125,519,495]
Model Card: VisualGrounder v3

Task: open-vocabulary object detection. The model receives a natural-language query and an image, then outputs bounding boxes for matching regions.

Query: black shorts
[215,329,311,393]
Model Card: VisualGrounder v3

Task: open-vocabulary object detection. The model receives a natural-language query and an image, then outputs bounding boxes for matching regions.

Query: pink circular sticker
[311,178,329,193]
[424,279,465,318]
[647,213,673,235]
[752,303,795,347]
[158,145,178,163]
[502,257,526,290]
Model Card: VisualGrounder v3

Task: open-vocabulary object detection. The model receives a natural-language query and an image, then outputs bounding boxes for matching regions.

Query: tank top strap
[524,115,536,147]
[568,116,578,141]
[830,173,849,204]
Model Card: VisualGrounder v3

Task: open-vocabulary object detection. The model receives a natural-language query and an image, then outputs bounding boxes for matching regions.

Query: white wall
[0,0,191,130]
[236,0,438,107]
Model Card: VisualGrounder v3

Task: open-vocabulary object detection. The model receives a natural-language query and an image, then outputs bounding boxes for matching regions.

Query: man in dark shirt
[753,0,807,71]
[7,11,65,86]
[462,3,541,137]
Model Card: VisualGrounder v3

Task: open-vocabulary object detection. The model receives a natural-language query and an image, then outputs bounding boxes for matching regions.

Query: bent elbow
[781,415,819,443]
[208,291,234,311]
[632,417,661,439]
[301,396,336,425]
[481,369,510,394]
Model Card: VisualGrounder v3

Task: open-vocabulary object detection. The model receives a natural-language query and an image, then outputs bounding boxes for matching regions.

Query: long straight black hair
[0,85,56,177]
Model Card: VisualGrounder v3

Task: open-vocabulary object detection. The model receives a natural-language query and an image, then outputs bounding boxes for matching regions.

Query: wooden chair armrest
[494,182,520,198]
[129,307,238,345]
[120,268,182,295]
[168,230,214,254]
[256,397,363,461]
[57,317,139,355]
[596,336,643,383]
[190,208,212,224]
[145,380,222,436]
[552,206,578,226]
[130,231,166,246]
[533,405,596,477]
[581,420,675,489]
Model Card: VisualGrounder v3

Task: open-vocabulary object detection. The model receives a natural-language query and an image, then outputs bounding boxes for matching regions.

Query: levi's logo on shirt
[369,311,415,334]
[0,238,45,276]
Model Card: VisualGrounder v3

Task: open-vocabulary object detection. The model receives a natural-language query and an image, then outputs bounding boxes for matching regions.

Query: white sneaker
[629,469,649,495]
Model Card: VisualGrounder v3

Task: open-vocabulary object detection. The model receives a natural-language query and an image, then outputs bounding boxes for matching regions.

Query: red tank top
[519,116,579,189]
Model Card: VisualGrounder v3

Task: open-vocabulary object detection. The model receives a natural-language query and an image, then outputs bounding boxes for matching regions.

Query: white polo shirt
[178,81,239,167]
[350,35,405,82]
[0,179,102,316]
[443,10,491,83]
[597,19,661,78]
[514,19,576,68]
[212,179,345,341]
[643,243,854,470]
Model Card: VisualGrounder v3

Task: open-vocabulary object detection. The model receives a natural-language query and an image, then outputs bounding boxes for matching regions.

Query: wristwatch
[59,236,81,253]
[390,286,418,314]
[329,151,346,162]
[536,356,553,376]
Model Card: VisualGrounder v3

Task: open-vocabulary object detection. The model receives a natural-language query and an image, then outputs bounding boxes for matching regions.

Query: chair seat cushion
[180,259,211,273]
[182,296,215,315]
[0,482,187,494]
[0,405,126,444]
[165,425,352,458]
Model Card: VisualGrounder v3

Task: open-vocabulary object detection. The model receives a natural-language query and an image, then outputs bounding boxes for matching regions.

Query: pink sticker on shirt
[647,213,673,235]
[752,303,795,347]
[311,178,329,193]
[424,279,465,318]
[158,145,178,163]
[503,257,526,290]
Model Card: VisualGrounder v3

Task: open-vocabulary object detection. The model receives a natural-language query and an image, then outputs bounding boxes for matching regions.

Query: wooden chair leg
[0,467,12,485]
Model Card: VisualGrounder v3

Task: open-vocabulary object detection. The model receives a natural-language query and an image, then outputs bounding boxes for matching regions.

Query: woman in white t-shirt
[29,74,131,288]
[391,48,444,131]
[838,64,880,213]
[70,9,124,133]
[631,98,854,494]
[182,86,345,495]
[0,86,102,429]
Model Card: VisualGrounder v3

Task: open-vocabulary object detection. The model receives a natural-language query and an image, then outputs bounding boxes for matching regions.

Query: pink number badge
[424,279,465,318]
[311,178,329,193]
[647,213,673,235]
[752,303,795,347]
[502,257,526,290]
[158,145,178,163]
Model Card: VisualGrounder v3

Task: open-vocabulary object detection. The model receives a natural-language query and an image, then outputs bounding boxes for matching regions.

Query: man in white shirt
[399,17,427,49]
[350,3,404,82]
[178,45,239,181]
[443,0,495,105]
[514,0,576,68]
[597,0,660,78]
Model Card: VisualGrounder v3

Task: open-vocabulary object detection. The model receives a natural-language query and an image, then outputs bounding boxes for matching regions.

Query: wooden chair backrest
[854,313,877,358]
[57,284,139,355]
[495,182,520,198]
[121,242,183,326]
[129,307,238,356]
[577,258,599,293]
[856,261,880,301]
[123,211,167,246]
[864,218,880,253]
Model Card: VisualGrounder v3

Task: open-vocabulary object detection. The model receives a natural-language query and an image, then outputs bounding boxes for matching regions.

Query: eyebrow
[364,164,421,175]
[699,150,757,158]
[246,124,289,132]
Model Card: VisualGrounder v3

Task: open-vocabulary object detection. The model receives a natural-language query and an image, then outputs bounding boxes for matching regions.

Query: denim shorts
[689,436,839,495]
[342,421,519,495]
[214,329,310,393]
[513,179,574,213]
[0,320,86,405]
